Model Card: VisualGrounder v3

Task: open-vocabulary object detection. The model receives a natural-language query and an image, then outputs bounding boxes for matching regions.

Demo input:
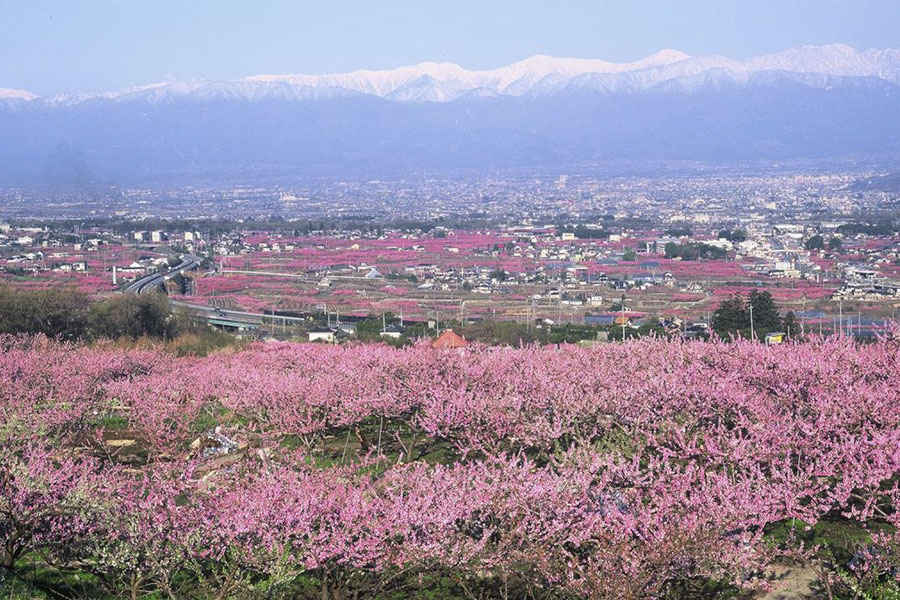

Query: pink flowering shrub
[4,332,900,597]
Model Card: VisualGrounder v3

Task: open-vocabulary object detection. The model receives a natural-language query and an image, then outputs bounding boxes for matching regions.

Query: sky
[2,0,900,96]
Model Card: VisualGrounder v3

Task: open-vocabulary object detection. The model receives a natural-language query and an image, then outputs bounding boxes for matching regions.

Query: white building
[308,327,336,343]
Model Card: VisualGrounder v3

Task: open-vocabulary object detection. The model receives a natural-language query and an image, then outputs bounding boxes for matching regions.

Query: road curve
[124,255,201,295]
[125,256,313,329]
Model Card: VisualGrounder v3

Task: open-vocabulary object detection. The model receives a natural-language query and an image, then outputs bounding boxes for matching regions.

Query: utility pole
[839,300,843,336]
[557,286,562,323]
[749,301,755,341]
[800,300,805,334]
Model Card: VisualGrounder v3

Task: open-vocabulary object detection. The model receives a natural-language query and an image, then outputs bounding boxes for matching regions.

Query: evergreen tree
[712,294,748,335]
[805,235,825,251]
[749,290,781,330]
[712,291,783,339]
[718,229,746,243]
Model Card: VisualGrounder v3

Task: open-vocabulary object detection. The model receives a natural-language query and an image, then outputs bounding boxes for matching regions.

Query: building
[432,329,466,349]
[380,325,403,339]
[308,327,336,343]
[584,314,616,326]
[764,332,785,345]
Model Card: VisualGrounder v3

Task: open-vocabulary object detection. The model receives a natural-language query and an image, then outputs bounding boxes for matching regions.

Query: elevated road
[125,258,315,331]
[171,300,307,331]
[124,255,201,295]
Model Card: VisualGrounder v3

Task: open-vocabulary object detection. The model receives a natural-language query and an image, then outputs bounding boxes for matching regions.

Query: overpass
[125,260,357,333]
[171,299,307,332]
[124,255,202,295]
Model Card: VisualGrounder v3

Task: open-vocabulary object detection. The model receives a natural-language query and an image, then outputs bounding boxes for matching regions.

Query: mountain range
[2,44,899,183]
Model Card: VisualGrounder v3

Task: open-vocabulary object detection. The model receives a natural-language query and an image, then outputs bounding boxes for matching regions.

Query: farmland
[3,169,900,339]
[4,333,900,598]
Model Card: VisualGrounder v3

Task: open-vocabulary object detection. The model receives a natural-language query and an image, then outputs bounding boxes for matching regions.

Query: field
[4,228,899,332]
[0,242,164,297]
[4,333,900,599]
[188,230,856,326]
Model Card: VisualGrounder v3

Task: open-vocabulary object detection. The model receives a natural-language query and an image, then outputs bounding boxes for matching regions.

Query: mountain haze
[2,44,899,183]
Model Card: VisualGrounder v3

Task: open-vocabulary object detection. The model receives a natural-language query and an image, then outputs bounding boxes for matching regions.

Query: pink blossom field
[5,332,900,597]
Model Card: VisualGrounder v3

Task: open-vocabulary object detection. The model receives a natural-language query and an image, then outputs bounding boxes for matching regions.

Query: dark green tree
[712,291,782,338]
[354,313,396,342]
[805,235,825,251]
[664,242,679,259]
[460,320,546,346]
[90,292,177,340]
[828,236,843,252]
[0,285,90,339]
[665,227,692,237]
[664,242,726,261]
[749,290,781,330]
[718,229,747,243]
[711,294,749,335]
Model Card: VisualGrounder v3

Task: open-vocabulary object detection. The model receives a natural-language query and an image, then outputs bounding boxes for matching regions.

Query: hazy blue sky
[3,0,900,96]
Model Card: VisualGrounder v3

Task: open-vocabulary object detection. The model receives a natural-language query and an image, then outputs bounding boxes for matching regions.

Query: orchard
[3,332,900,598]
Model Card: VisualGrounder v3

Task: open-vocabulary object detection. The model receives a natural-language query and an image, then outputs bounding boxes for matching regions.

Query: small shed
[764,332,785,345]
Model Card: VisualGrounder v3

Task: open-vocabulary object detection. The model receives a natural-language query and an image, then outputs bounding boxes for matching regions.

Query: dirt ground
[759,564,820,599]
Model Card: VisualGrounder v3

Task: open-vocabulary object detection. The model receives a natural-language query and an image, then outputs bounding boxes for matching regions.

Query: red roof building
[432,329,466,349]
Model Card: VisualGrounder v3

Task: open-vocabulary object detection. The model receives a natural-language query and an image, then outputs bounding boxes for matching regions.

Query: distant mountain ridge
[1,44,899,184]
[5,44,900,105]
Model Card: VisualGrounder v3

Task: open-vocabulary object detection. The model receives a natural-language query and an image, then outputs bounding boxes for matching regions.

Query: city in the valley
[2,168,898,343]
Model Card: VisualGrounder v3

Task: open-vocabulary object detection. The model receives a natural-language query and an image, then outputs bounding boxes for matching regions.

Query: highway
[125,255,306,330]
[170,300,306,327]
[124,255,202,295]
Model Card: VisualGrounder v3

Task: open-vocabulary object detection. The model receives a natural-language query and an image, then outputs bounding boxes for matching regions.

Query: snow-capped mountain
[240,49,696,100]
[1,44,899,184]
[238,44,900,100]
[7,44,900,105]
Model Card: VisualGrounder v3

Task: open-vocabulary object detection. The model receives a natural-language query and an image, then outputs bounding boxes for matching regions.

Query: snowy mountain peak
[647,48,693,63]
[0,88,37,100]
